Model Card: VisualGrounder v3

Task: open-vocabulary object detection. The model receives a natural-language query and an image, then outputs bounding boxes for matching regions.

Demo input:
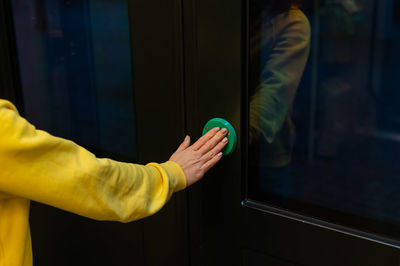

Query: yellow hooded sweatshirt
[0,99,187,266]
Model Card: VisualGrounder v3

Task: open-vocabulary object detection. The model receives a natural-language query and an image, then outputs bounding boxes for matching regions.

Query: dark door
[184,0,400,265]
[3,0,187,265]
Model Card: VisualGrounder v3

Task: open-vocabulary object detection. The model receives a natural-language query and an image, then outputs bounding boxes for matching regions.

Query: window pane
[11,0,136,159]
[248,0,400,241]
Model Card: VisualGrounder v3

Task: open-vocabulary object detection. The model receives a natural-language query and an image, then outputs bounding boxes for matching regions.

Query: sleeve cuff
[160,161,187,192]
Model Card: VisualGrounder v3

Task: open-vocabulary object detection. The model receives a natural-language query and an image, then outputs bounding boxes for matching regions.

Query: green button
[202,118,237,156]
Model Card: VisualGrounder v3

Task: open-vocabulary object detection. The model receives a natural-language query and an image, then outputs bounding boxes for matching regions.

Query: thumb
[175,135,191,153]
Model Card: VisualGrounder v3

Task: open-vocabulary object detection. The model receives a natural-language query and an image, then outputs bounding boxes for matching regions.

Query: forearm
[0,100,186,222]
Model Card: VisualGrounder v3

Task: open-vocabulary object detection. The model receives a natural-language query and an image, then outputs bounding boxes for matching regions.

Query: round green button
[202,118,237,156]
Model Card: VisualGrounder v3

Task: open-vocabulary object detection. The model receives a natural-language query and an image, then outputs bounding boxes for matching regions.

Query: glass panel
[248,0,400,241]
[11,0,136,159]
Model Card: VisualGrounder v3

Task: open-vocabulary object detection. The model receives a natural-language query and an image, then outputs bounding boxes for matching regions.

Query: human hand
[169,127,228,186]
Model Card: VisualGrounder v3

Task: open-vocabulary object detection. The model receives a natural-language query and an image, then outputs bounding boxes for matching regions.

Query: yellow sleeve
[0,99,186,222]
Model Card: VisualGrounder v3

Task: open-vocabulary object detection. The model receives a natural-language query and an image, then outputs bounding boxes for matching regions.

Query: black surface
[0,0,22,107]
[184,0,243,265]
[242,206,399,266]
[242,249,297,266]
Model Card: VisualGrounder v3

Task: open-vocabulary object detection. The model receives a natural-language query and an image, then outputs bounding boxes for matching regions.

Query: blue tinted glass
[248,0,400,241]
[11,0,136,159]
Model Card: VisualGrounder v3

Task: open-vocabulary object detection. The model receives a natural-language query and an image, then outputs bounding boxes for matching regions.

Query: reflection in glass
[11,0,136,159]
[248,0,311,198]
[248,0,400,241]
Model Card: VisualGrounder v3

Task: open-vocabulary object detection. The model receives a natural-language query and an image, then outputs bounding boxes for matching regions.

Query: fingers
[175,135,191,153]
[200,152,223,172]
[200,136,228,160]
[191,127,220,151]
[198,128,228,155]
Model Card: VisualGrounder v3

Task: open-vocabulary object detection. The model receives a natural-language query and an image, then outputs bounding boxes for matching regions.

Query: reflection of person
[0,99,227,266]
[248,0,311,197]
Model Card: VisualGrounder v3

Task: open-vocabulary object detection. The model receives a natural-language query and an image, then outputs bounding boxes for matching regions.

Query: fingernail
[218,152,223,157]
[213,127,220,131]
[222,137,228,143]
[221,128,228,133]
